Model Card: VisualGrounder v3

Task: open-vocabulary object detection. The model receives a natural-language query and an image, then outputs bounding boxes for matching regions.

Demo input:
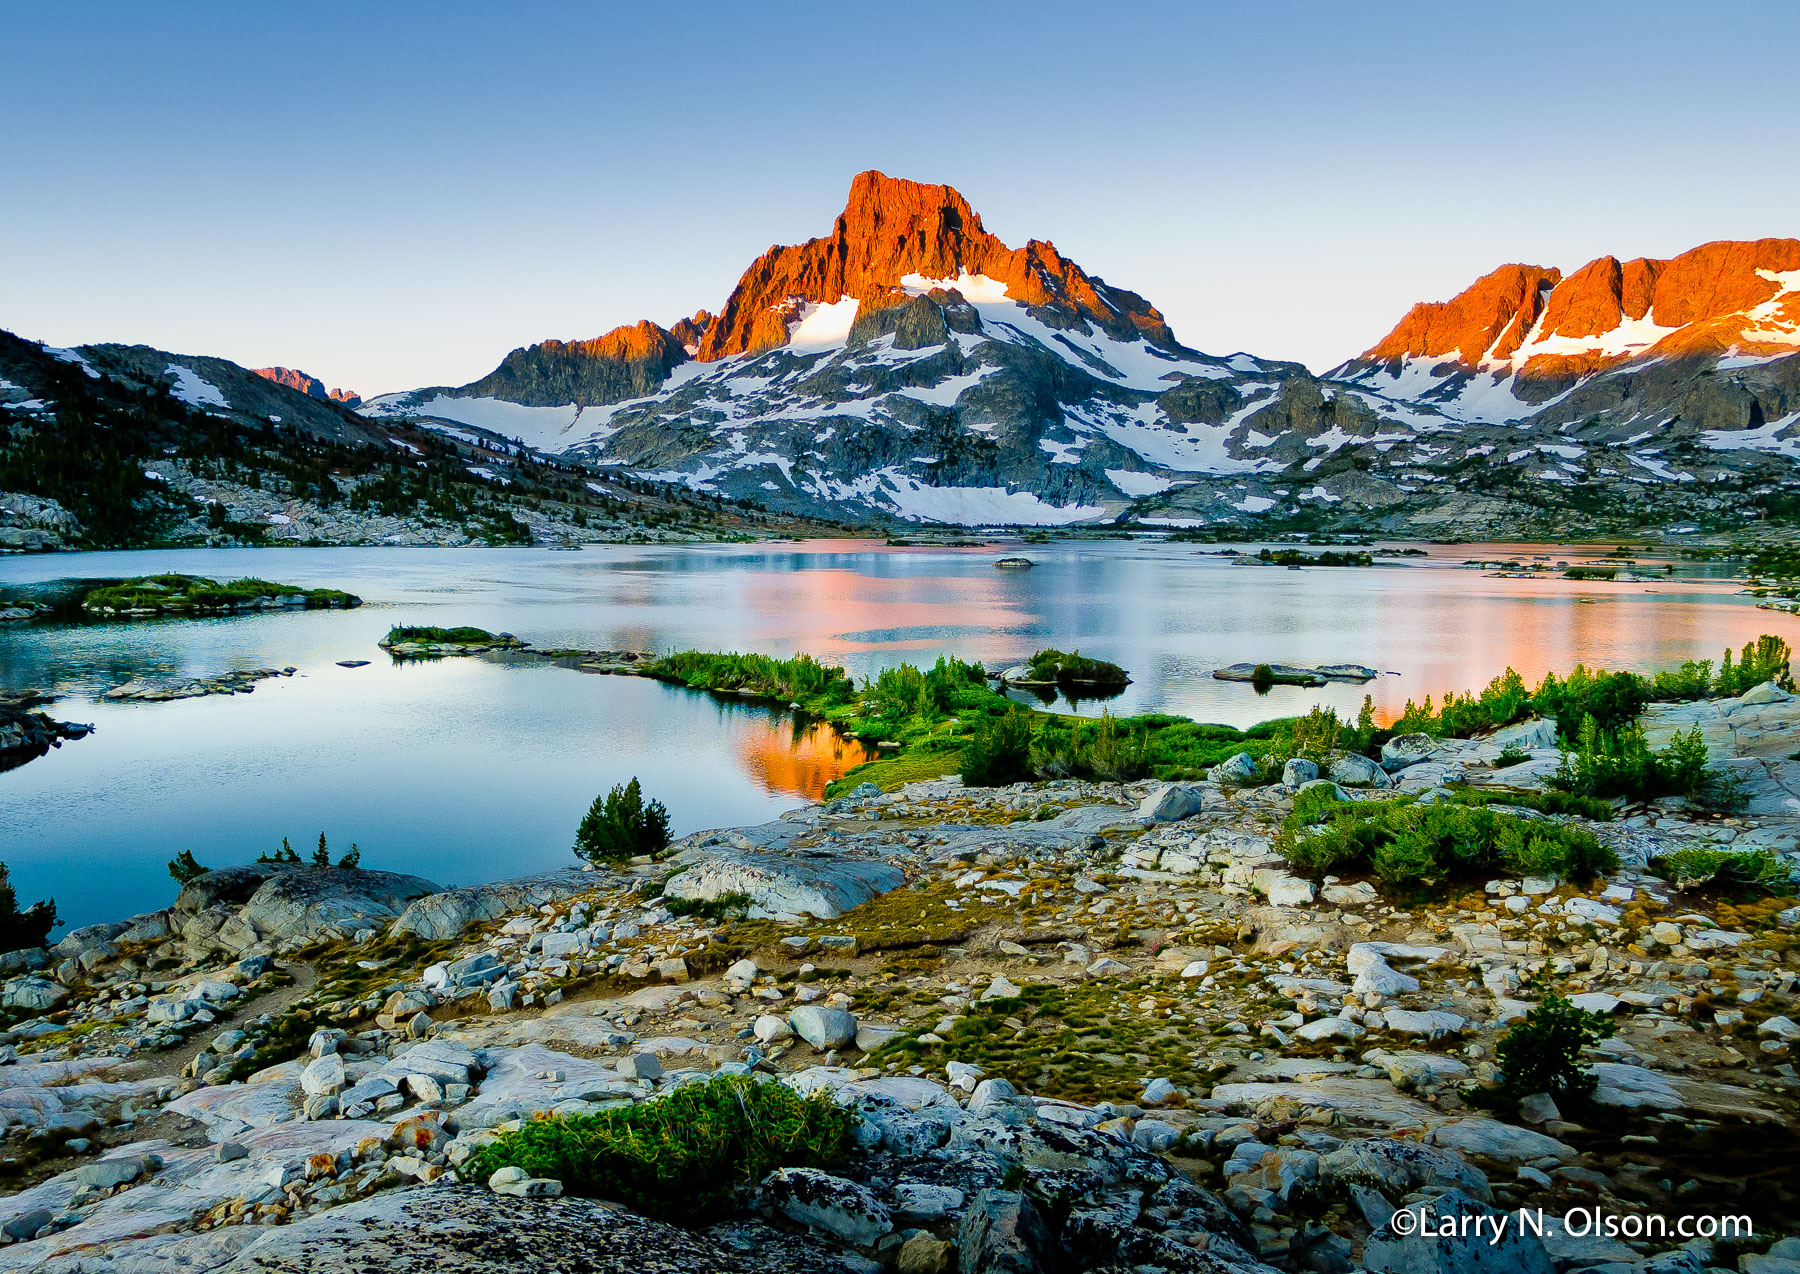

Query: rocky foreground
[1,692,1798,1272]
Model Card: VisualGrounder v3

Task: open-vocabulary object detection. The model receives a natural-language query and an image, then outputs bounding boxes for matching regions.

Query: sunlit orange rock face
[1364,264,1563,364]
[254,366,361,407]
[1362,238,1800,379]
[695,170,1175,359]
[532,320,686,366]
[668,311,714,352]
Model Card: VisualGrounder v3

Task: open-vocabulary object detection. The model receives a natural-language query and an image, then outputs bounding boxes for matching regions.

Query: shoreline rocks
[0,747,1796,1272]
[1214,662,1379,686]
[102,667,295,701]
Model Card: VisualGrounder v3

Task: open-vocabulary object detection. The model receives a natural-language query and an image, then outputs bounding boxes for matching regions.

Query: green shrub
[1445,786,1613,822]
[1714,634,1794,696]
[651,651,856,706]
[463,1073,856,1220]
[1284,703,1377,763]
[0,862,56,954]
[1257,549,1372,567]
[1549,719,1744,810]
[664,891,753,921]
[1651,847,1797,896]
[1276,796,1615,892]
[1493,745,1530,768]
[258,837,300,864]
[167,849,209,884]
[869,663,930,719]
[1650,659,1714,701]
[1490,971,1616,1105]
[961,706,1035,787]
[1031,711,1151,781]
[574,778,671,863]
[1394,663,1650,741]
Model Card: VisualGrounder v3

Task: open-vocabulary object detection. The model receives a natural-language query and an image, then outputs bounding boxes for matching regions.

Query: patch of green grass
[464,1073,855,1221]
[866,977,1235,1104]
[1651,847,1797,897]
[825,740,965,796]
[664,891,752,922]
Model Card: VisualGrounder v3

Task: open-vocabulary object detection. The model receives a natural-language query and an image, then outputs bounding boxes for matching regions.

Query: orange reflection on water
[1358,575,1768,727]
[721,559,1025,662]
[734,714,879,800]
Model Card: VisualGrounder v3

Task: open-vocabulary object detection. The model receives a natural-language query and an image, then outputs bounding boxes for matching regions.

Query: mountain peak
[696,170,1174,359]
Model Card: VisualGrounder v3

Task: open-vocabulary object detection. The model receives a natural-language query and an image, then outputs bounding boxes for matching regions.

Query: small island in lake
[76,574,361,618]
[379,625,526,658]
[995,648,1131,694]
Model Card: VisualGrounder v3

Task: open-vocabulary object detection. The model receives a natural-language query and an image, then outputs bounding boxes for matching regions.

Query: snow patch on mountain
[1703,410,1800,460]
[1105,468,1178,496]
[879,474,1106,525]
[787,297,861,352]
[165,364,229,410]
[365,394,582,449]
[48,347,100,378]
[900,272,1232,392]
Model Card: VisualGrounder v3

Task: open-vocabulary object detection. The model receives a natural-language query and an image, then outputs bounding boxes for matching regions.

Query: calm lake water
[2,539,1790,929]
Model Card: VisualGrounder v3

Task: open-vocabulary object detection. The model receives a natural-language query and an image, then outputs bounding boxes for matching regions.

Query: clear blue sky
[3,1,1792,396]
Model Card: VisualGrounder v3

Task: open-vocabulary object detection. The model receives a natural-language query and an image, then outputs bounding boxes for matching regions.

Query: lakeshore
[0,665,1795,1269]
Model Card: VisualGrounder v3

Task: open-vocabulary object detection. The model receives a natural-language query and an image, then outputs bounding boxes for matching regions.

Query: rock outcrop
[252,367,361,409]
[173,865,441,955]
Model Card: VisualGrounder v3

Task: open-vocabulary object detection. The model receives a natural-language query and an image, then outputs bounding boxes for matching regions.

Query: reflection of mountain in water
[731,711,877,800]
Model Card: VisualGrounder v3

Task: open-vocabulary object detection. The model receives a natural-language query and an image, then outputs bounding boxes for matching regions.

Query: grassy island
[78,574,359,617]
[1016,648,1130,689]
[379,624,525,656]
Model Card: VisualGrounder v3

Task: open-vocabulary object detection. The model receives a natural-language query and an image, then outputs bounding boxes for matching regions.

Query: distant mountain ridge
[9,170,1794,537]
[254,366,362,408]
[0,329,817,551]
[360,173,1798,531]
[1344,238,1800,404]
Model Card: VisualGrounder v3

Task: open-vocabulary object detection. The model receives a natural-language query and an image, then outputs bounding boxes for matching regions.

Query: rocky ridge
[0,688,1796,1271]
[0,327,831,551]
[358,176,1800,533]
[251,368,362,410]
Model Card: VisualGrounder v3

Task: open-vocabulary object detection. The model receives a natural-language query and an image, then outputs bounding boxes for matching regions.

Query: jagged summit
[696,170,1175,359]
[1352,238,1800,385]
